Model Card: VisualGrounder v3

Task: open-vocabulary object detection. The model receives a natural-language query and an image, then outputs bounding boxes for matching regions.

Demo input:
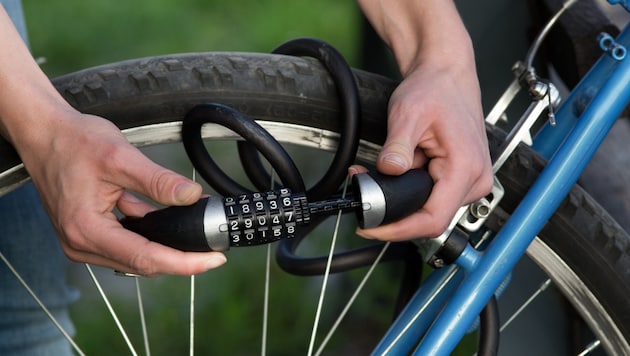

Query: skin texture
[0,7,224,276]
[0,1,492,275]
[355,0,493,240]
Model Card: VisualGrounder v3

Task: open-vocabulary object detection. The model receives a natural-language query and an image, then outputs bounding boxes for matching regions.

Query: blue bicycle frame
[373,12,630,356]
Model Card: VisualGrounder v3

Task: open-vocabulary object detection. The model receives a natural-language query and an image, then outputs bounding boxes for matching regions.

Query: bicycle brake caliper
[417,60,561,268]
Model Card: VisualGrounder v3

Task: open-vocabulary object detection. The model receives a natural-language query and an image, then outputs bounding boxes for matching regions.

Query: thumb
[168,178,203,205]
[140,169,202,206]
[377,140,415,175]
[114,147,203,206]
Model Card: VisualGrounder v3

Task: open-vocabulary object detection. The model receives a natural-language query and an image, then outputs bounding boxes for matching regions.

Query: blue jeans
[0,185,78,355]
[0,1,78,354]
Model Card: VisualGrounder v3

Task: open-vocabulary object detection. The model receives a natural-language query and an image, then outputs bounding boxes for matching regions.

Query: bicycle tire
[1,52,629,354]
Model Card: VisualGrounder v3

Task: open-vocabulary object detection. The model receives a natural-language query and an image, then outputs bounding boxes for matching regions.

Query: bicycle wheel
[0,52,628,354]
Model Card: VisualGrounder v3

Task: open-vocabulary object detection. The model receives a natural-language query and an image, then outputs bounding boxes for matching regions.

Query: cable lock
[118,37,499,355]
[121,167,432,252]
[121,38,433,254]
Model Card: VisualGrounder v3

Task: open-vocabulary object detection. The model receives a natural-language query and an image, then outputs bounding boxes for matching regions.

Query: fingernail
[174,182,201,203]
[205,254,227,270]
[381,153,408,169]
[348,166,359,176]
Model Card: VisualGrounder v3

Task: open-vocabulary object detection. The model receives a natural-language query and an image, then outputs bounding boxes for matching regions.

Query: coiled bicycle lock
[120,38,498,354]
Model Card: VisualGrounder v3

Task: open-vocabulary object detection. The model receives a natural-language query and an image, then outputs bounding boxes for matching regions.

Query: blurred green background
[20,1,475,354]
[24,0,361,77]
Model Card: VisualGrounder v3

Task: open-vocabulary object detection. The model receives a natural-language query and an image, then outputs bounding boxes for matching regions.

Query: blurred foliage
[20,1,478,354]
[23,0,361,77]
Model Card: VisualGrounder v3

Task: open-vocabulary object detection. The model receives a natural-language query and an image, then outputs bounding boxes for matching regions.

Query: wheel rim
[527,237,630,354]
[0,120,627,354]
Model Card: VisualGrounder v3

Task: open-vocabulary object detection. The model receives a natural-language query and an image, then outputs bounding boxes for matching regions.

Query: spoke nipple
[114,270,141,278]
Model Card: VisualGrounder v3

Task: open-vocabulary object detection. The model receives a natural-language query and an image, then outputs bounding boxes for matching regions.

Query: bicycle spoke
[189,169,197,356]
[261,244,271,356]
[189,275,195,356]
[0,251,86,356]
[133,278,151,356]
[500,278,552,333]
[578,339,601,356]
[261,169,276,356]
[382,266,461,355]
[314,241,391,356]
[307,179,350,356]
[86,264,138,356]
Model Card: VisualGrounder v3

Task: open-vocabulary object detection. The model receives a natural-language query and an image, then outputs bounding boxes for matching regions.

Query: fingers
[60,214,227,276]
[42,115,211,275]
[375,117,430,176]
[61,188,227,276]
[365,137,492,240]
[108,145,202,207]
[348,165,369,176]
[377,141,414,175]
[357,161,492,241]
[117,191,155,217]
[352,66,492,241]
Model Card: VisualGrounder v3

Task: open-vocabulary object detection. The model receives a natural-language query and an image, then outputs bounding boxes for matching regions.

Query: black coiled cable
[182,38,407,276]
[180,37,499,354]
[238,38,361,201]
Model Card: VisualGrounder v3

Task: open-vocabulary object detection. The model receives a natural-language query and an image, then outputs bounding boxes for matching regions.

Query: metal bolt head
[470,198,491,219]
[429,258,445,269]
[529,81,548,100]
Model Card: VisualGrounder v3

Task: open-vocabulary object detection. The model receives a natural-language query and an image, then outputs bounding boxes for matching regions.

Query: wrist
[3,100,79,167]
[408,32,476,79]
[358,0,474,77]
[399,9,474,77]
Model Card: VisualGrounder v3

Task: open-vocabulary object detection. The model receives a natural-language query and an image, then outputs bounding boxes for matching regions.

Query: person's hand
[0,8,224,277]
[354,0,494,241]
[353,59,493,241]
[18,106,227,276]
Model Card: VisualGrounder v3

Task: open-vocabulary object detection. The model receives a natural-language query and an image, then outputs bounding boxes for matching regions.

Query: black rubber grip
[379,169,433,225]
[120,197,211,252]
[359,169,433,227]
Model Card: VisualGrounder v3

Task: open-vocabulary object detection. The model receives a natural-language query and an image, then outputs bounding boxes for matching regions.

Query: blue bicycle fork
[374,24,630,355]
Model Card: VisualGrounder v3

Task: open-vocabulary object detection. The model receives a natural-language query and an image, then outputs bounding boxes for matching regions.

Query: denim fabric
[0,184,79,355]
[1,1,78,354]
[2,0,28,46]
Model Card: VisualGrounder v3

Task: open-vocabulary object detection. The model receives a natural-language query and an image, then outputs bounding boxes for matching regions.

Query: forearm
[0,7,72,151]
[357,0,473,76]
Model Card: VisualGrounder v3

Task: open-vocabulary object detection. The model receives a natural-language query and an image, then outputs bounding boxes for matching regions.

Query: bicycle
[2,0,630,355]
